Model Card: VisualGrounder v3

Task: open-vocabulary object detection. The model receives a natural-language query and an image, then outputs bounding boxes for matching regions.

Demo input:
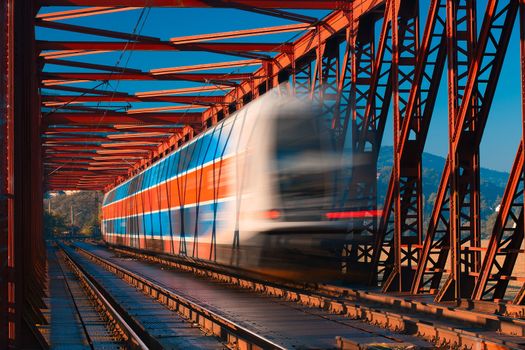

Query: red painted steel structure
[0,1,48,348]
[34,0,525,291]
[2,0,525,345]
[0,1,13,346]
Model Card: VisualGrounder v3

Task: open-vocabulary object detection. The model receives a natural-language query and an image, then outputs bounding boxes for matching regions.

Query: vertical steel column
[475,0,525,303]
[12,1,46,346]
[311,33,326,98]
[390,0,403,292]
[414,0,517,301]
[293,54,315,97]
[341,13,377,281]
[439,0,517,302]
[375,0,427,291]
[348,0,421,286]
[0,0,13,347]
[344,4,401,282]
[336,10,356,151]
[317,37,341,135]
[513,0,525,303]
[0,0,6,343]
[373,0,447,289]
[472,145,524,301]
[442,0,479,303]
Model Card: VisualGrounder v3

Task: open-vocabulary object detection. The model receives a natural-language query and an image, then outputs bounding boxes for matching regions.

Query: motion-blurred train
[101,90,377,280]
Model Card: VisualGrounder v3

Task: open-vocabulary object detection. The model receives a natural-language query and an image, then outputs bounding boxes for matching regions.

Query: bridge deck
[74,242,432,349]
[40,247,123,349]
[62,244,225,349]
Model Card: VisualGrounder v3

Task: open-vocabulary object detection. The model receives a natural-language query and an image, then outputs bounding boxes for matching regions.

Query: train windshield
[275,111,332,207]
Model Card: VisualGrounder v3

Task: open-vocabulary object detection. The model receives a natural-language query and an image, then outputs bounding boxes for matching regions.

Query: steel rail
[54,249,96,349]
[59,244,149,350]
[70,244,288,350]
[98,243,525,349]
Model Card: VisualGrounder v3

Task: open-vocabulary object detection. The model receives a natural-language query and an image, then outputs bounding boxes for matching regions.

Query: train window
[137,173,144,191]
[276,113,320,157]
[157,161,164,182]
[153,164,160,185]
[165,153,174,181]
[162,156,171,182]
[258,83,267,96]
[148,166,156,188]
[170,152,179,176]
[199,134,213,165]
[186,141,199,170]
[181,143,194,170]
[216,120,233,157]
[275,112,329,205]
[242,93,252,105]
[206,118,213,128]
[129,178,138,194]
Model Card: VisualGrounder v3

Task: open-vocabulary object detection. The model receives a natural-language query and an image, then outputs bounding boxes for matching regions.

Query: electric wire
[44,4,325,187]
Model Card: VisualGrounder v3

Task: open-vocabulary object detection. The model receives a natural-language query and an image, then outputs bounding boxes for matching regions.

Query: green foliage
[44,191,103,238]
[43,211,68,238]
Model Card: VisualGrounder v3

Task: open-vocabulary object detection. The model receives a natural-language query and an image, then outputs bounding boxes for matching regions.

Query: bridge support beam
[379,0,422,292]
[413,0,518,302]
[0,1,47,348]
[473,0,525,304]
[0,0,14,347]
[372,0,447,292]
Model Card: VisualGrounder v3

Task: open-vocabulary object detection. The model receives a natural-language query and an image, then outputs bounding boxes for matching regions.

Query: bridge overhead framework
[1,0,525,348]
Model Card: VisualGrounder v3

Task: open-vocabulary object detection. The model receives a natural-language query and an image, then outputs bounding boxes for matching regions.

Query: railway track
[59,246,150,349]
[40,246,141,349]
[63,241,434,349]
[59,243,227,349]
[74,241,525,350]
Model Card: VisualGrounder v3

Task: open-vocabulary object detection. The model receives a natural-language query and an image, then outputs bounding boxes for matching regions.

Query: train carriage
[102,91,373,279]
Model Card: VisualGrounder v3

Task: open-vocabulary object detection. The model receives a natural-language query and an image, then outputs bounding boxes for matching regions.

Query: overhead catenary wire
[45,4,324,183]
[46,3,152,177]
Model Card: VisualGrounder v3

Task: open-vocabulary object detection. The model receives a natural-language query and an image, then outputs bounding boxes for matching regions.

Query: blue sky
[37,3,523,172]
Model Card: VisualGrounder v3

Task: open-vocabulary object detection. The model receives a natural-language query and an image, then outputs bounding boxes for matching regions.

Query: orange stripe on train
[102,157,236,220]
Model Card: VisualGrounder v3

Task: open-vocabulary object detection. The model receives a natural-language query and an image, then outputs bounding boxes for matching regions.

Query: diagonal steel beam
[38,1,346,9]
[36,20,161,42]
[41,72,253,82]
[42,59,143,73]
[43,112,203,126]
[42,94,226,104]
[36,7,140,21]
[37,41,293,53]
[170,23,313,43]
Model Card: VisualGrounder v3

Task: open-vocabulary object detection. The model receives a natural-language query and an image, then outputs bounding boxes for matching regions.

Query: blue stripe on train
[102,201,230,238]
[103,121,235,207]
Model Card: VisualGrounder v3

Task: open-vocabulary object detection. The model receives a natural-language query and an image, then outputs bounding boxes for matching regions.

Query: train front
[240,97,380,281]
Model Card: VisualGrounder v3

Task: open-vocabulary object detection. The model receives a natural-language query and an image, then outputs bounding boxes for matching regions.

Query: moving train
[101,89,376,280]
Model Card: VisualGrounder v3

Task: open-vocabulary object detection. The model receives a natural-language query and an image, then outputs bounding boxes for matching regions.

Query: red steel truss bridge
[1,0,525,348]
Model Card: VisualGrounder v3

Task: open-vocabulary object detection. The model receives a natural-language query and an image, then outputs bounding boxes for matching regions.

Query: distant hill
[377,146,509,237]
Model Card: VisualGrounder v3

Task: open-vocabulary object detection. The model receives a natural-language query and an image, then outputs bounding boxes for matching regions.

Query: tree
[44,191,103,237]
[43,211,68,238]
